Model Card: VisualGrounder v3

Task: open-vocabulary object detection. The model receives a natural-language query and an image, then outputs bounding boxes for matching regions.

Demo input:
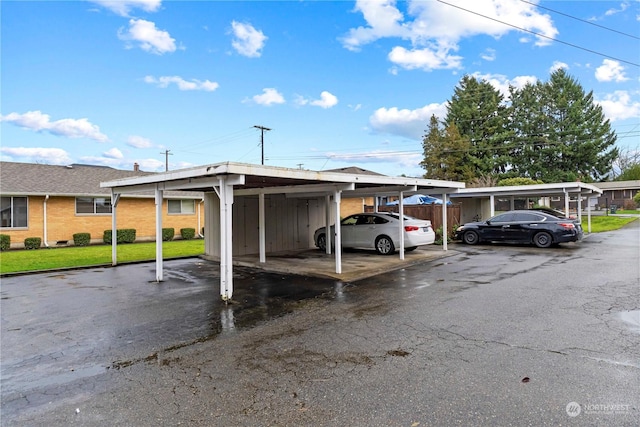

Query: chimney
[133,163,139,172]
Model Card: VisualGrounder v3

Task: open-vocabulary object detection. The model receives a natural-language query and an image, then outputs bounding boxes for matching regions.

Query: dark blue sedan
[454,210,583,248]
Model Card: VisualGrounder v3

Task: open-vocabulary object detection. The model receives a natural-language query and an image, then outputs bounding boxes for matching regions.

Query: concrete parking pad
[227,246,457,282]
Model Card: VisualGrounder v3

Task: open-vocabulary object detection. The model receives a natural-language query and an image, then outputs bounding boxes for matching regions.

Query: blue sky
[1,0,639,177]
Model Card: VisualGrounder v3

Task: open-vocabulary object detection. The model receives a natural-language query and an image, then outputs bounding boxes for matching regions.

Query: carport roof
[449,181,602,199]
[101,161,466,195]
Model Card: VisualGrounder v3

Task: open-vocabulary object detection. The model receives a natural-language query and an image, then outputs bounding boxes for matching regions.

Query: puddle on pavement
[618,310,640,333]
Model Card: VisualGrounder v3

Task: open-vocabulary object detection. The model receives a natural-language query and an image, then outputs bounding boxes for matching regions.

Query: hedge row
[103,229,137,244]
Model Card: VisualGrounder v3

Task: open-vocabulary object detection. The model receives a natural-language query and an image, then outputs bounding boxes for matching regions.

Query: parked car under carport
[314,212,436,255]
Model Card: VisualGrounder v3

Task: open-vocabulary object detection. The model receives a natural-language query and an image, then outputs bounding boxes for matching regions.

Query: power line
[436,0,640,67]
[519,0,640,40]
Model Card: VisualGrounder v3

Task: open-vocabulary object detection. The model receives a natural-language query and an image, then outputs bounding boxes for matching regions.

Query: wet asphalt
[1,221,639,426]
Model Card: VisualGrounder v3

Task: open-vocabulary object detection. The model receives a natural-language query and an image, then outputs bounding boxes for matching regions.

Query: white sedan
[314,212,436,255]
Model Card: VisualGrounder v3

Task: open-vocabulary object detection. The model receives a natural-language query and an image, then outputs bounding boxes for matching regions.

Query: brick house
[0,162,204,248]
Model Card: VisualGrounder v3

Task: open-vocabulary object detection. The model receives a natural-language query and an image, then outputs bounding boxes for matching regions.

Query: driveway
[1,222,638,426]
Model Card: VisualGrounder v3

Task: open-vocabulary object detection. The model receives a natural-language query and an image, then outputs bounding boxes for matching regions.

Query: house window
[76,197,112,214]
[168,199,195,214]
[0,196,28,228]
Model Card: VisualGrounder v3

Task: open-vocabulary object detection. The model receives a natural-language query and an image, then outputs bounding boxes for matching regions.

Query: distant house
[592,180,640,210]
[0,162,204,248]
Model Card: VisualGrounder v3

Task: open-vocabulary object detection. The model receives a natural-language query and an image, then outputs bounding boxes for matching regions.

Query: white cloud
[296,91,339,108]
[144,75,219,91]
[549,61,569,73]
[369,102,447,139]
[388,46,463,70]
[341,0,557,71]
[250,88,285,106]
[104,147,123,159]
[230,21,267,58]
[481,48,496,61]
[471,72,537,97]
[325,150,423,170]
[605,2,629,16]
[127,135,153,148]
[78,155,165,171]
[0,147,72,165]
[118,19,177,55]
[0,111,108,142]
[90,0,162,17]
[595,59,629,82]
[596,90,640,121]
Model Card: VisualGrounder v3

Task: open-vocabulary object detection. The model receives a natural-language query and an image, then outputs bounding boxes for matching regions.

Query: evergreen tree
[444,75,510,177]
[420,115,472,181]
[508,69,618,182]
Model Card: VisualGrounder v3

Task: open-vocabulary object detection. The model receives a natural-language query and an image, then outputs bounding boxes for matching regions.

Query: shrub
[73,232,91,247]
[634,192,640,207]
[623,199,637,210]
[24,237,42,250]
[497,177,544,186]
[0,234,10,251]
[103,229,137,244]
[162,228,175,241]
[180,228,196,240]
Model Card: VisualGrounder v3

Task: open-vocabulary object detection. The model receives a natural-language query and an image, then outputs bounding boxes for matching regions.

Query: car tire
[405,246,417,252]
[463,230,479,245]
[316,233,327,251]
[375,235,395,255]
[533,232,553,248]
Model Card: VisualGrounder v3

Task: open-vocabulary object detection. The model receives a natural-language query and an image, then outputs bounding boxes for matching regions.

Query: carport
[101,162,465,301]
[450,182,603,231]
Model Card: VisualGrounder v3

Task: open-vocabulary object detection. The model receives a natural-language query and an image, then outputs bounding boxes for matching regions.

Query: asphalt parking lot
[1,221,639,426]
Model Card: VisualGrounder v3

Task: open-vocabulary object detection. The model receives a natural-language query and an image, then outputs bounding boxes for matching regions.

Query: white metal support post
[399,191,405,260]
[490,195,495,217]
[587,196,593,233]
[155,187,164,282]
[442,193,448,251]
[325,194,332,255]
[218,178,234,301]
[110,191,121,266]
[564,189,570,216]
[259,192,266,263]
[333,190,342,274]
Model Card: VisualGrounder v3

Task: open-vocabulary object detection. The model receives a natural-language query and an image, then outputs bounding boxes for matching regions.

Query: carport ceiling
[101,161,465,195]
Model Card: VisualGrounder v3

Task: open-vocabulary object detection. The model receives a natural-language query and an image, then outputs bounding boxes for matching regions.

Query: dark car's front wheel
[533,232,553,248]
[375,235,395,255]
[316,233,327,251]
[463,230,480,245]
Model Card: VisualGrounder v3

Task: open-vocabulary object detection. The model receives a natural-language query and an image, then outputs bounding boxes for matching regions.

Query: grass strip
[0,240,204,274]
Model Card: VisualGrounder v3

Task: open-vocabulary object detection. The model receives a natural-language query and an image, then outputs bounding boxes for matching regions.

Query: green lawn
[0,239,204,275]
[586,215,638,233]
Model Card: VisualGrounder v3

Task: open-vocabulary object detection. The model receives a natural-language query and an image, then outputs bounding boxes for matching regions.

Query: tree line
[420,69,630,185]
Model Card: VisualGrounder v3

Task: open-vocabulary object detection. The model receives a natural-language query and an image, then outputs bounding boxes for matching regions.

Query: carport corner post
[155,187,163,282]
[110,191,121,266]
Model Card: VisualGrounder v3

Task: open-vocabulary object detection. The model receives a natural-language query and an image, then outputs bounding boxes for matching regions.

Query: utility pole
[160,149,173,171]
[253,125,271,165]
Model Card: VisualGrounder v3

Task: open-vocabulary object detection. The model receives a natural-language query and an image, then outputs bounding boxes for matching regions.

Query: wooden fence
[365,204,461,235]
